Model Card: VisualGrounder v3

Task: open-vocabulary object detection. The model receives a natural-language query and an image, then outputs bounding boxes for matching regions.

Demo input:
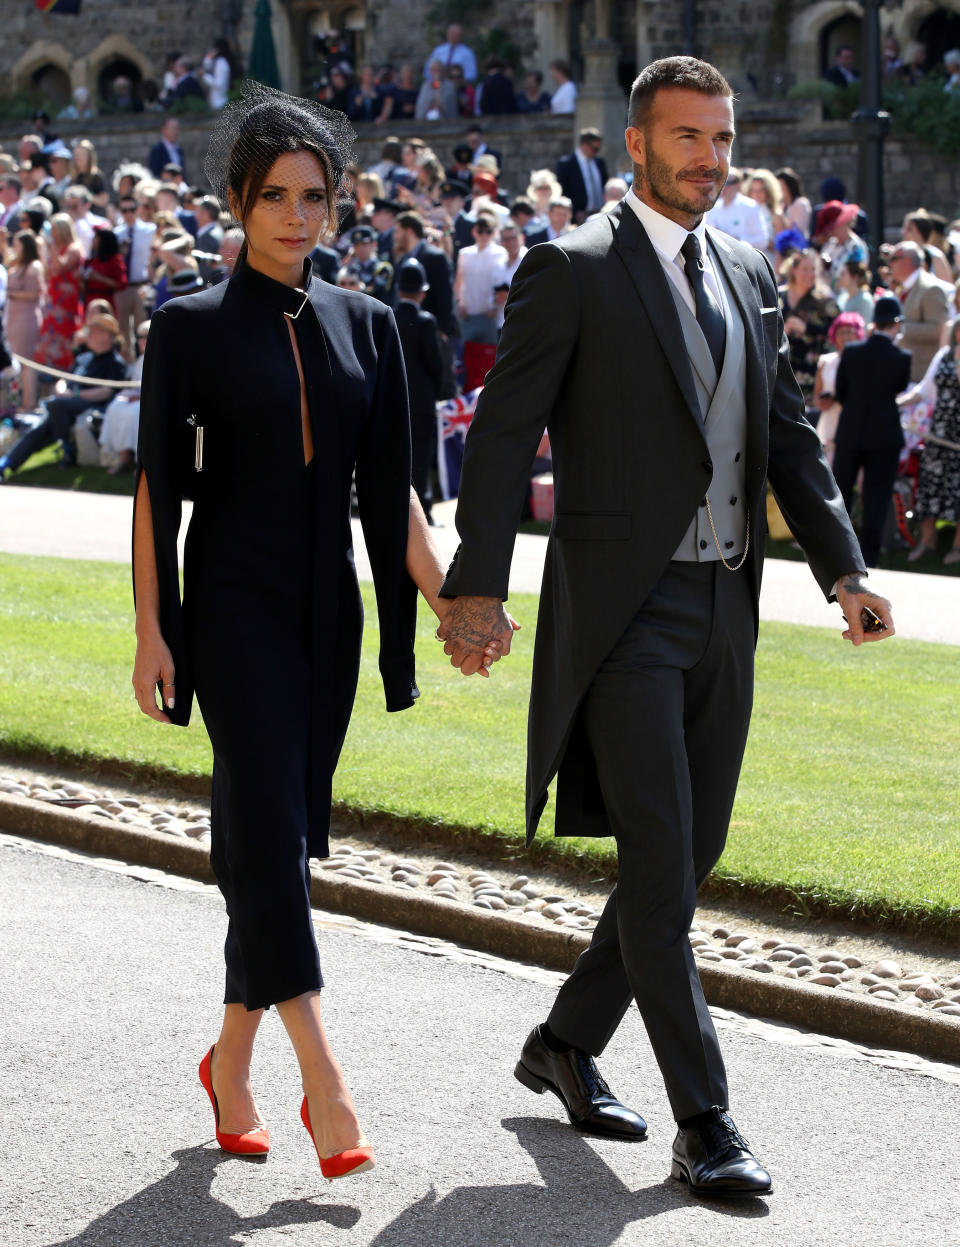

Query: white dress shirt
[117,218,157,284]
[623,190,723,318]
[492,247,527,327]
[705,192,768,250]
[550,80,578,113]
[457,241,508,315]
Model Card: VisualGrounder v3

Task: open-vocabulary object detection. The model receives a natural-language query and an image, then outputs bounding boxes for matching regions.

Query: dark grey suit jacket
[440,199,864,844]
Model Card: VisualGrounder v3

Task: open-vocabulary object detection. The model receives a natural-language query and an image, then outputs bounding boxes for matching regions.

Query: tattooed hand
[437,595,518,677]
[835,572,895,645]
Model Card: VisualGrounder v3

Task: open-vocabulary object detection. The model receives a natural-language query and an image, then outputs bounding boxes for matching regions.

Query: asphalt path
[2,832,956,1247]
[2,486,958,644]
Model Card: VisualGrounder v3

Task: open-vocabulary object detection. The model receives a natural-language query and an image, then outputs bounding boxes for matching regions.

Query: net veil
[203,80,356,236]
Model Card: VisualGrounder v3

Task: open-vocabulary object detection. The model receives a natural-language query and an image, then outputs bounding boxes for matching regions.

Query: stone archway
[12,40,75,96]
[86,34,154,102]
[789,0,863,82]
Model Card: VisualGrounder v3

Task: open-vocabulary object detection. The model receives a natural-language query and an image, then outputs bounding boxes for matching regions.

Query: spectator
[35,212,84,372]
[100,318,149,474]
[307,237,341,285]
[883,36,903,79]
[343,223,384,296]
[394,260,444,523]
[140,79,164,112]
[114,194,156,356]
[943,49,960,92]
[83,228,127,313]
[776,167,812,237]
[370,196,402,260]
[168,57,205,106]
[107,75,144,115]
[57,86,95,122]
[812,310,866,464]
[349,64,386,122]
[160,51,182,104]
[111,162,151,205]
[603,176,629,205]
[746,168,786,255]
[389,64,420,121]
[464,123,501,168]
[491,220,526,329]
[545,196,574,240]
[195,196,224,256]
[155,183,197,237]
[549,60,577,113]
[705,168,768,249]
[21,157,60,214]
[0,175,22,231]
[835,259,875,324]
[901,316,960,564]
[368,137,403,191]
[71,140,108,210]
[509,197,548,247]
[555,128,608,222]
[446,64,475,117]
[478,57,517,116]
[454,213,506,345]
[0,312,126,478]
[447,142,474,184]
[778,250,839,401]
[148,118,185,180]
[64,185,110,257]
[416,62,459,121]
[18,134,43,164]
[202,38,233,110]
[392,210,458,336]
[135,180,160,226]
[901,210,955,285]
[424,23,478,84]
[888,240,951,381]
[327,65,352,113]
[47,146,74,200]
[214,227,244,281]
[900,41,927,85]
[833,295,912,564]
[437,179,473,255]
[526,169,562,230]
[824,45,859,87]
[516,69,550,113]
[335,266,362,291]
[814,200,868,290]
[2,229,45,411]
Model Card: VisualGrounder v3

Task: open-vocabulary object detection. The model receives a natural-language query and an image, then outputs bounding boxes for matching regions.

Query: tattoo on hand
[444,597,509,649]
[838,573,869,597]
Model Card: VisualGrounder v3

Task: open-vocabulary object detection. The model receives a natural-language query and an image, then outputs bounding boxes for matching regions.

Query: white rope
[10,353,140,389]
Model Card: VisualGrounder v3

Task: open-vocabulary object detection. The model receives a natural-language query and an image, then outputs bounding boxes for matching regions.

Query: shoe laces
[575,1051,612,1098]
[700,1110,749,1158]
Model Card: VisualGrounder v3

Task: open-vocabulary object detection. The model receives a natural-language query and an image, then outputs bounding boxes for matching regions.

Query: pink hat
[815,200,859,236]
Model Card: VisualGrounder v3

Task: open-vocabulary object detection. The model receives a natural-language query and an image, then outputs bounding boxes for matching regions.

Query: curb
[3,790,960,1066]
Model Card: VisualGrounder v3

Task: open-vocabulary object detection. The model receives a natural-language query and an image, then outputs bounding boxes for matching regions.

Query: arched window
[30,62,72,110]
[820,13,862,74]
[97,57,143,105]
[916,8,960,71]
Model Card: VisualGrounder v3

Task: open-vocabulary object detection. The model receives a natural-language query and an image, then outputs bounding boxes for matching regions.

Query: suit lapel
[611,203,703,429]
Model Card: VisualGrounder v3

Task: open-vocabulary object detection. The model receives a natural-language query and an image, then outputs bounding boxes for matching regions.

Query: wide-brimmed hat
[87,313,121,335]
[471,153,500,178]
[815,200,859,235]
[169,269,205,294]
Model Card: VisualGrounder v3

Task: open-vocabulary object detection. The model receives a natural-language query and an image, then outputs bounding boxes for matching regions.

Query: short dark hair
[197,195,221,220]
[905,210,934,242]
[578,127,602,144]
[775,167,803,203]
[395,210,425,238]
[0,175,22,196]
[550,59,571,78]
[627,56,733,131]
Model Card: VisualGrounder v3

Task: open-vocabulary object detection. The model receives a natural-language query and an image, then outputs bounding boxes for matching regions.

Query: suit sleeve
[355,307,419,711]
[835,351,848,404]
[132,306,193,725]
[440,241,580,599]
[757,257,865,595]
[422,314,444,388]
[425,250,457,336]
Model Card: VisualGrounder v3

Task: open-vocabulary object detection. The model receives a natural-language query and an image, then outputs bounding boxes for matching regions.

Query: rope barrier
[10,353,140,389]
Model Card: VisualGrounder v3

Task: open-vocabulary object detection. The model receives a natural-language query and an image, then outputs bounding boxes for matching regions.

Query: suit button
[735,452,742,462]
[702,459,713,473]
[699,539,708,550]
[729,496,737,505]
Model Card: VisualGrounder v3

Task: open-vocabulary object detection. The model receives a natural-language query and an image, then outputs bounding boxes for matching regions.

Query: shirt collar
[624,189,707,266]
[901,267,920,293]
[230,255,317,316]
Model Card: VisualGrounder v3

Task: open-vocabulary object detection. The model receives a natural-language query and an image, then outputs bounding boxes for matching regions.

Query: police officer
[394,260,444,524]
[345,224,393,303]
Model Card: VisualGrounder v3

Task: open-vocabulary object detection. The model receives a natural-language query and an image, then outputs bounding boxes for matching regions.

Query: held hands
[835,573,895,646]
[132,631,176,722]
[436,595,520,677]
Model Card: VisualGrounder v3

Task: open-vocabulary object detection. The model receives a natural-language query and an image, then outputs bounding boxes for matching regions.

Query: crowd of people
[1,98,959,564]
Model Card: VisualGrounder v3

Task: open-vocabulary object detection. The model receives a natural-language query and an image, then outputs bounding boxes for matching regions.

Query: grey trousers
[546,558,755,1121]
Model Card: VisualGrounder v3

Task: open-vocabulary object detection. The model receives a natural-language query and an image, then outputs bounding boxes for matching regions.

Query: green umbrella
[248,0,281,89]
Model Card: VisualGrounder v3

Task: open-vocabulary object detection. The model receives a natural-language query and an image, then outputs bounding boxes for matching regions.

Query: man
[424,23,478,84]
[901,211,954,286]
[437,56,893,1200]
[0,314,127,478]
[888,240,950,381]
[47,146,74,200]
[464,124,501,171]
[824,45,859,87]
[454,214,507,346]
[370,196,402,262]
[393,210,458,337]
[545,196,574,240]
[307,238,341,285]
[510,197,548,248]
[168,57,205,105]
[20,158,59,214]
[549,60,578,113]
[108,76,144,115]
[556,128,609,222]
[344,224,391,301]
[155,183,197,237]
[63,185,108,257]
[395,260,444,522]
[194,195,224,280]
[477,56,517,115]
[833,295,912,566]
[148,118,185,180]
[704,168,767,249]
[439,179,474,256]
[0,175,22,231]
[115,194,157,355]
[491,221,526,330]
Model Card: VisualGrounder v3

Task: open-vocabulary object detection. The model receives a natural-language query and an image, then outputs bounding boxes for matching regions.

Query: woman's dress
[778,286,839,401]
[84,253,127,313]
[913,347,960,522]
[35,249,82,371]
[3,262,44,362]
[135,258,418,1010]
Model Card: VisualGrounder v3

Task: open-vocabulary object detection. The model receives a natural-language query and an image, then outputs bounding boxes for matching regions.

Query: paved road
[2,485,958,644]
[2,831,956,1247]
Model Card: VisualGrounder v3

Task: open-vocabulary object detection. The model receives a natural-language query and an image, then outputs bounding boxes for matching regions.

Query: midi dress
[912,346,960,523]
[135,257,418,1010]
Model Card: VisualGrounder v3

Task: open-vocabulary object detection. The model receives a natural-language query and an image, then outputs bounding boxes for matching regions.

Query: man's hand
[437,595,517,676]
[835,572,895,645]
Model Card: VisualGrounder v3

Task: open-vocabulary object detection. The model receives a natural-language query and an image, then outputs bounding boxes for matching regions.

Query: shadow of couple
[44,1115,769,1246]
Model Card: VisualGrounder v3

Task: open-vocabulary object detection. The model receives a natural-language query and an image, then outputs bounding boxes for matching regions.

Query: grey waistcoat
[667,248,749,562]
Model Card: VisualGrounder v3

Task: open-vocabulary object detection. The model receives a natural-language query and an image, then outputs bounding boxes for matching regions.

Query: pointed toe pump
[198,1046,271,1156]
[300,1095,375,1179]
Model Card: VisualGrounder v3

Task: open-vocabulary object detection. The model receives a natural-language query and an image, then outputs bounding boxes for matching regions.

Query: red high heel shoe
[300,1095,375,1179]
[198,1046,271,1156]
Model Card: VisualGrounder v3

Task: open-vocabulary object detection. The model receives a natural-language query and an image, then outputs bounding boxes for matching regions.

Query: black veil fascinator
[203,80,356,239]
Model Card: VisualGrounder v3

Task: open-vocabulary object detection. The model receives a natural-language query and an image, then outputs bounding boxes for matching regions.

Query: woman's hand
[132,631,176,723]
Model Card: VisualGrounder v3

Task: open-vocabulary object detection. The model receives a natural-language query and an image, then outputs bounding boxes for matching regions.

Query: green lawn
[0,551,956,933]
[1,444,136,496]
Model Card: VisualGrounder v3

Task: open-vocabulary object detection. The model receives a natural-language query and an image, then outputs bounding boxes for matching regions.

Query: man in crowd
[454,213,507,346]
[705,168,767,248]
[393,210,458,338]
[464,123,501,170]
[148,118,185,180]
[545,196,574,240]
[556,128,608,223]
[901,210,955,285]
[20,157,60,214]
[824,45,859,87]
[0,176,22,230]
[492,221,527,331]
[107,76,143,115]
[115,193,157,355]
[195,196,224,257]
[424,23,478,84]
[395,259,445,523]
[0,314,127,478]
[370,196,401,262]
[167,57,205,105]
[47,146,74,200]
[887,240,951,381]
[510,197,548,247]
[344,223,392,301]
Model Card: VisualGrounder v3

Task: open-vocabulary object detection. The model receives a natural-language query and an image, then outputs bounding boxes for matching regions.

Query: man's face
[49,157,69,181]
[163,119,180,143]
[442,194,465,217]
[466,130,482,152]
[0,181,18,207]
[447,24,462,45]
[19,138,40,162]
[838,48,854,70]
[21,164,40,191]
[352,239,375,262]
[392,224,413,256]
[138,198,155,223]
[156,189,179,213]
[626,89,733,228]
[86,326,114,354]
[119,198,138,225]
[901,217,923,245]
[500,226,520,257]
[370,208,392,233]
[548,204,571,232]
[582,136,603,159]
[64,195,85,218]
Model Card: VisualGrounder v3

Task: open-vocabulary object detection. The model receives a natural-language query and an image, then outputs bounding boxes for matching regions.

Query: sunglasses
[120,206,137,214]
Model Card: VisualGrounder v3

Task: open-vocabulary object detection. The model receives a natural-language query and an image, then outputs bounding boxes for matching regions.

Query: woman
[778,250,839,403]
[131,85,501,1178]
[389,64,420,121]
[83,228,127,313]
[72,140,108,210]
[747,169,785,257]
[3,229,46,411]
[415,61,458,121]
[202,38,233,110]
[526,170,561,231]
[35,213,84,373]
[901,318,960,565]
[348,64,383,122]
[812,311,865,464]
[100,319,148,473]
[775,167,811,239]
[835,259,875,324]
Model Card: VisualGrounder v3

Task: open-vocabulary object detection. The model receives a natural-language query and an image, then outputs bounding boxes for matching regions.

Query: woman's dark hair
[843,259,869,287]
[92,228,120,260]
[24,207,46,234]
[776,167,803,204]
[14,228,39,266]
[627,56,732,130]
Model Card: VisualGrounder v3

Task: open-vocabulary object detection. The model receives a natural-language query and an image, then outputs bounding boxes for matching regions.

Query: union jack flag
[435,387,482,499]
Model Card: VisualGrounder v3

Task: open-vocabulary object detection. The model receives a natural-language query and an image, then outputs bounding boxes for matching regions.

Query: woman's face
[533,183,551,205]
[14,236,25,264]
[777,177,792,206]
[74,146,89,173]
[399,65,415,88]
[402,144,418,169]
[792,255,815,292]
[749,179,768,206]
[235,150,329,281]
[834,325,859,351]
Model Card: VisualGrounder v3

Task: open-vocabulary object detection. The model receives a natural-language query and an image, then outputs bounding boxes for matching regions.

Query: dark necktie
[680,233,726,376]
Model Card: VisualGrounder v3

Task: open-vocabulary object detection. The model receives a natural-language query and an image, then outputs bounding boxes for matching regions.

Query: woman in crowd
[778,250,839,403]
[353,170,383,220]
[35,212,84,373]
[348,64,384,122]
[776,167,811,238]
[389,63,420,121]
[132,84,503,1180]
[812,311,865,464]
[526,169,561,230]
[83,228,127,313]
[100,318,148,474]
[327,65,352,114]
[835,259,875,324]
[72,140,108,211]
[3,229,46,410]
[747,168,785,256]
[202,38,234,110]
[902,317,960,564]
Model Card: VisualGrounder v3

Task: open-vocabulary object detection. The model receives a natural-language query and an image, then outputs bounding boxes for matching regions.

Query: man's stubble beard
[635,141,723,223]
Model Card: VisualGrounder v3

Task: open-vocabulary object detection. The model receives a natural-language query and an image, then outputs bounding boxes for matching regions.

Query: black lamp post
[850,0,892,278]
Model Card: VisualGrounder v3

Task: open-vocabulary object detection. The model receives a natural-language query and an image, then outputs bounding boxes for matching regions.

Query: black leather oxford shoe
[514,1026,647,1141]
[671,1108,773,1198]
